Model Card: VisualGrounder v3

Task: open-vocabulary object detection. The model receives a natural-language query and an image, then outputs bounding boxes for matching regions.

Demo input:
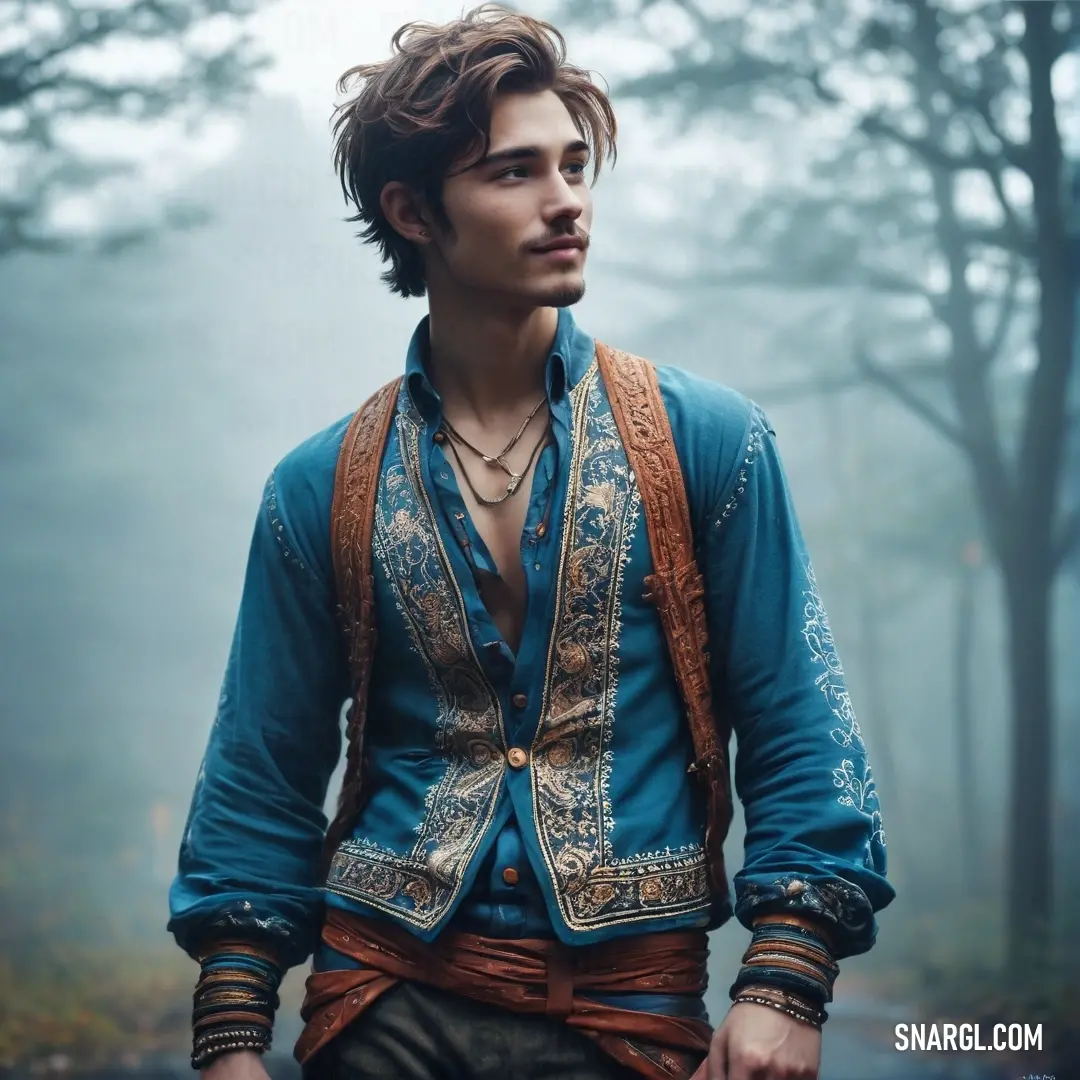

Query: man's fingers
[706,1030,728,1080]
[726,1049,770,1080]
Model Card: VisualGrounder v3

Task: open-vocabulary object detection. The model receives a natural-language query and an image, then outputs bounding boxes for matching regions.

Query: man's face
[431,89,593,308]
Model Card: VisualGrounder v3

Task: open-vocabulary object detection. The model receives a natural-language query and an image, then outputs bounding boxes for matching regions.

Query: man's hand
[201,1050,272,1080]
[692,1001,821,1080]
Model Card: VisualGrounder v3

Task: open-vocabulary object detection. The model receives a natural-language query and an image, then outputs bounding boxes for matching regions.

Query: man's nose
[542,173,585,224]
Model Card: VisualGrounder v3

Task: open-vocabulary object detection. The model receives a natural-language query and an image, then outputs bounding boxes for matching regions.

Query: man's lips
[530,236,586,253]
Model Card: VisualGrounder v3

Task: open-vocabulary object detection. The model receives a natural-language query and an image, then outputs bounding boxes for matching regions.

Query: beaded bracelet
[189,942,282,1071]
[733,987,827,1030]
[191,1028,272,1071]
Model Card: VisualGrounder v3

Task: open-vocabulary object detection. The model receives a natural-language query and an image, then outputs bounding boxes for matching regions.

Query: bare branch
[853,342,968,449]
[887,0,1038,307]
[746,358,950,407]
[0,0,266,256]
[853,74,1034,259]
[901,2,1031,172]
[979,254,1023,366]
[959,223,1036,258]
[858,114,1038,257]
[0,0,240,107]
[951,84,1030,173]
[614,55,794,103]
[980,150,1033,249]
[859,114,1001,175]
[603,260,941,303]
[11,12,131,84]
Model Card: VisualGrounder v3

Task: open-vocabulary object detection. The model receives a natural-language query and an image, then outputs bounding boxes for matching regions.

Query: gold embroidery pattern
[326,413,506,930]
[534,366,710,929]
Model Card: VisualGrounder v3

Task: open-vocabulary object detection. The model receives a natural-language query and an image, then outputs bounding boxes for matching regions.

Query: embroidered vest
[320,344,734,932]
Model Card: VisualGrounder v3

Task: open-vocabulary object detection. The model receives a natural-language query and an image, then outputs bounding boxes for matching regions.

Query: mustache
[525,228,590,251]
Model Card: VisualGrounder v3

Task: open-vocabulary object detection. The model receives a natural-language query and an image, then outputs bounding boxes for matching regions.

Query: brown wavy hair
[331,4,618,298]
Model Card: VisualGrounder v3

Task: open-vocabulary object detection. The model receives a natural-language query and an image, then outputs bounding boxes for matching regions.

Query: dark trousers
[306,981,640,1080]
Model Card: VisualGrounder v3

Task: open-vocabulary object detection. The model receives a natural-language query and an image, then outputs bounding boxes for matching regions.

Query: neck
[425,287,559,424]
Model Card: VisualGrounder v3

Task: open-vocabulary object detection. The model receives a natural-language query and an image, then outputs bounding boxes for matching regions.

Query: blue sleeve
[701,404,894,959]
[167,460,349,970]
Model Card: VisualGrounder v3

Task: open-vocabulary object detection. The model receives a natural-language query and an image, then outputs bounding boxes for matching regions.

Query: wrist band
[191,1028,272,1071]
[734,989,826,1030]
[189,942,282,1070]
[729,918,839,1016]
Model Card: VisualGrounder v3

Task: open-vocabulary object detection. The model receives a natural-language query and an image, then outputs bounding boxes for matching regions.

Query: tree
[0,0,269,255]
[559,0,1077,973]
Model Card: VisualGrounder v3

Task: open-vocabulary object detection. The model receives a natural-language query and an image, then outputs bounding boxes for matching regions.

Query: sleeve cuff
[734,874,878,959]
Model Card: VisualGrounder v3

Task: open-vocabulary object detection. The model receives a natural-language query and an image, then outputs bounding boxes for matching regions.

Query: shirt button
[511,693,528,709]
[536,522,547,537]
[507,747,529,769]
[502,867,520,886]
[434,431,446,443]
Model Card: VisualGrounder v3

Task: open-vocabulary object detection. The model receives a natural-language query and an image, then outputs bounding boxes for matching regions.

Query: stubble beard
[539,276,586,308]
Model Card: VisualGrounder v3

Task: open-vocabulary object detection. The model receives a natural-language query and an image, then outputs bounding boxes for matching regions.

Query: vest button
[507,747,529,769]
[502,867,520,886]
[511,693,528,709]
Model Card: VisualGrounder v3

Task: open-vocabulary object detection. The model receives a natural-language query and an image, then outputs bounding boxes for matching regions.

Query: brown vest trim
[594,342,732,901]
[320,375,403,874]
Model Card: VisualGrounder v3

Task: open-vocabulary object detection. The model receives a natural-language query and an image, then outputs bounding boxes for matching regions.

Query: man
[168,7,893,1080]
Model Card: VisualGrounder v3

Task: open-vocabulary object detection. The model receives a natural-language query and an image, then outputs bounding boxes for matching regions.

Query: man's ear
[380,181,433,243]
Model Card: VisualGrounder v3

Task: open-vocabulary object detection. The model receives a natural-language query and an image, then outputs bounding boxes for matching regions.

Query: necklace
[444,416,551,506]
[440,394,547,475]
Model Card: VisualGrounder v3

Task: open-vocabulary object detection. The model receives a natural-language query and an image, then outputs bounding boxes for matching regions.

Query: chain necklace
[438,395,549,507]
[440,394,547,468]
[444,415,551,506]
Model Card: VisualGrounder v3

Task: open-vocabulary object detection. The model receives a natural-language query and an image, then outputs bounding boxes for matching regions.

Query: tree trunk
[954,556,980,891]
[1000,3,1072,978]
[1003,556,1054,974]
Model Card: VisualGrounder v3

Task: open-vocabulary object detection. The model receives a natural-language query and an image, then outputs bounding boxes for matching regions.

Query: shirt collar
[403,307,594,428]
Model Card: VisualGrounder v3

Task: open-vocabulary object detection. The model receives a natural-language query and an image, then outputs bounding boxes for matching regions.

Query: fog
[1,1,1078,1076]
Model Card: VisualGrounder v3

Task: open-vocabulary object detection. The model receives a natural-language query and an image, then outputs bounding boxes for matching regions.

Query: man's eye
[498,166,529,179]
[565,161,588,178]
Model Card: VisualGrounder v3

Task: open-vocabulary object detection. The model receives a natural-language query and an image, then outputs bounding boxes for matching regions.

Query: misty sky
[1,0,1078,1002]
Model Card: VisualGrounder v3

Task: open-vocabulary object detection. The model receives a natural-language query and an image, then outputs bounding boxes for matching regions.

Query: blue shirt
[168,309,893,995]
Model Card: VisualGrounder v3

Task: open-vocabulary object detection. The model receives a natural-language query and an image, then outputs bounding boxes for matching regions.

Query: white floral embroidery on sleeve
[801,562,886,867]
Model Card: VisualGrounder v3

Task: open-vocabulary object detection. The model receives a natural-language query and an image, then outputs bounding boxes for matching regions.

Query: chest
[369,372,669,669]
[370,376,671,698]
[440,422,551,651]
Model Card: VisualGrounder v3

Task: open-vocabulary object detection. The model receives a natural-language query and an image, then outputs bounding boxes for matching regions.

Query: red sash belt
[295,908,713,1078]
